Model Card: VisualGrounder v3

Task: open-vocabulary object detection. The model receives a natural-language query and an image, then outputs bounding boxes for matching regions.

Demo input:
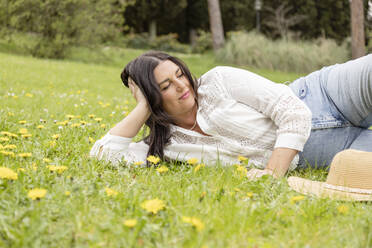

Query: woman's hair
[120,51,199,165]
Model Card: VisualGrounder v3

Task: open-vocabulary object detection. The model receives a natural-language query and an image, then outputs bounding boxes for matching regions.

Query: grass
[0,50,371,248]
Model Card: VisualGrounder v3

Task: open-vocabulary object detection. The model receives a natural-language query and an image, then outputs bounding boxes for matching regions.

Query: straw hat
[288,149,372,201]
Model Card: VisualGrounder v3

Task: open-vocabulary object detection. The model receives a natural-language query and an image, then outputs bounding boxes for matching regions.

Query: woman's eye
[161,84,170,91]
[177,72,184,78]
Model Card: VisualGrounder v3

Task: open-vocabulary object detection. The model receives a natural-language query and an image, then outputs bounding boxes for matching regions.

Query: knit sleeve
[215,66,312,151]
[89,133,149,165]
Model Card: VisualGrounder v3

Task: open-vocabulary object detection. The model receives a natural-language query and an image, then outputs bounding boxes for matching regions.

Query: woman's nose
[175,79,186,92]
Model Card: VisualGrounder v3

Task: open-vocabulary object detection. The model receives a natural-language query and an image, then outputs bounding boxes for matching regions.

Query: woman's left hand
[246,168,275,180]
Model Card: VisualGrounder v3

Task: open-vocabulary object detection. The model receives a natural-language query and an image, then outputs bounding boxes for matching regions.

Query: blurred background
[0,0,371,73]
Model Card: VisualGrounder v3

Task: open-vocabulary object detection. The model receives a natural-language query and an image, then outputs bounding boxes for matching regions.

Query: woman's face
[153,60,196,118]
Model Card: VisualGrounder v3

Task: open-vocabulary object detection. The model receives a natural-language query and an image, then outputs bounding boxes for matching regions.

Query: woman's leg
[324,54,372,128]
[349,129,372,151]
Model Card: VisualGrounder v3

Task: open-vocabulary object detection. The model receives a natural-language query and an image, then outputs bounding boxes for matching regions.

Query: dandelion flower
[43,158,52,163]
[18,120,27,124]
[1,131,18,138]
[147,155,161,165]
[88,137,95,143]
[156,165,169,173]
[56,121,68,126]
[141,198,166,214]
[290,195,305,204]
[100,124,106,128]
[70,123,81,128]
[88,114,95,119]
[18,128,28,134]
[133,161,144,166]
[65,191,71,196]
[105,187,118,197]
[0,151,15,157]
[66,114,75,120]
[22,134,32,138]
[49,141,56,147]
[337,205,349,214]
[123,219,137,228]
[0,137,10,142]
[17,168,25,172]
[182,216,205,232]
[0,167,18,180]
[4,144,17,150]
[238,156,248,162]
[187,158,199,165]
[37,125,45,129]
[94,118,102,122]
[25,93,33,97]
[236,165,248,175]
[47,165,68,174]
[28,188,47,200]
[8,112,14,116]
[52,134,60,140]
[18,153,32,158]
[194,163,205,173]
[246,192,254,198]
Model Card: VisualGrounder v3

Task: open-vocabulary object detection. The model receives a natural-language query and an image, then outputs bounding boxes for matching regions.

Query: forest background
[0,0,371,73]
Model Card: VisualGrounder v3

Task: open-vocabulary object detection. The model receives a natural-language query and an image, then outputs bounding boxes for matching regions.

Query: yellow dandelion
[0,144,3,149]
[4,144,17,150]
[88,114,95,119]
[27,188,47,200]
[234,188,241,192]
[133,161,144,166]
[236,165,248,175]
[0,137,10,142]
[238,156,248,162]
[49,140,56,147]
[52,134,60,140]
[141,198,166,214]
[246,192,254,198]
[100,124,106,128]
[1,131,18,138]
[18,128,28,134]
[147,155,161,165]
[94,118,102,122]
[17,168,26,172]
[80,121,87,125]
[56,121,68,126]
[65,191,71,196]
[70,123,81,128]
[47,165,68,174]
[18,153,32,158]
[66,114,75,119]
[22,134,32,138]
[337,205,349,214]
[43,158,52,163]
[290,195,305,204]
[0,167,18,180]
[182,216,205,232]
[187,158,199,165]
[88,137,95,143]
[18,120,27,124]
[105,187,119,197]
[12,95,18,99]
[37,125,45,129]
[8,112,14,116]
[156,165,169,173]
[0,151,15,157]
[32,163,37,171]
[25,93,33,97]
[123,219,137,228]
[194,163,205,173]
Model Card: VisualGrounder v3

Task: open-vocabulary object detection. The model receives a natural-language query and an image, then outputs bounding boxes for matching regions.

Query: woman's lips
[179,91,190,100]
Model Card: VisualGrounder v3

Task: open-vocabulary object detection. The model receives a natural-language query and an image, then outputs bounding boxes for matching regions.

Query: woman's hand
[246,168,275,181]
[128,80,147,105]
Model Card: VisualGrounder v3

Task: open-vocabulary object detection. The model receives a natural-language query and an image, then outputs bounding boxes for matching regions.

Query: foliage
[217,31,349,73]
[191,30,213,53]
[0,0,125,58]
[123,33,191,53]
[1,51,372,247]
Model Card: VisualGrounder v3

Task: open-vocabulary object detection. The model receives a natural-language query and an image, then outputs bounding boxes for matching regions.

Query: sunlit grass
[0,51,371,248]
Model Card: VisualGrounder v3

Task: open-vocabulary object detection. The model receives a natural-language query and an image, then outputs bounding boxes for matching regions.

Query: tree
[207,0,225,51]
[350,0,366,58]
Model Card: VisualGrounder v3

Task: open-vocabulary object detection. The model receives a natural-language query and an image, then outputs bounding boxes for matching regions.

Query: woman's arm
[109,81,151,138]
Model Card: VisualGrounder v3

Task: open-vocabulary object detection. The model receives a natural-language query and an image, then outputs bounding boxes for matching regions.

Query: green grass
[0,51,371,248]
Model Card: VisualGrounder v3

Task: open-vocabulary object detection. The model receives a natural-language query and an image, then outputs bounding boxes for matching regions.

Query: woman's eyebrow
[158,68,180,85]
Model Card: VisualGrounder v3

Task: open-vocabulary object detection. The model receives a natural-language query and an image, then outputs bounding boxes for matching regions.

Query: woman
[90,51,372,179]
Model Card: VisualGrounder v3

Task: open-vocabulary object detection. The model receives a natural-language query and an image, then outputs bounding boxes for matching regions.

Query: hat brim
[287,176,372,201]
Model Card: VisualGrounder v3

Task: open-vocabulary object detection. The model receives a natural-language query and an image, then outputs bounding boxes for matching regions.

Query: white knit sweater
[90,66,312,170]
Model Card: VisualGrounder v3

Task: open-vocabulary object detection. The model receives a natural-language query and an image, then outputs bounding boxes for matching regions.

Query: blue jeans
[289,54,372,168]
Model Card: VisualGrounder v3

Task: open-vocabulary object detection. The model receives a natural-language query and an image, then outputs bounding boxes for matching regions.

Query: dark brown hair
[120,51,199,164]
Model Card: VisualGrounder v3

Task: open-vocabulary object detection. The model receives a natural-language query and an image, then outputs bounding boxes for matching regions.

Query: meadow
[0,50,371,248]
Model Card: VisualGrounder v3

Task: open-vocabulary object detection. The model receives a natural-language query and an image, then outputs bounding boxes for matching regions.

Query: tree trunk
[350,0,365,59]
[207,0,225,51]
[149,20,157,42]
[189,28,197,48]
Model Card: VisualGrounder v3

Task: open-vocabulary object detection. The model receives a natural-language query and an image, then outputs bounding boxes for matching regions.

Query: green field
[0,51,371,248]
